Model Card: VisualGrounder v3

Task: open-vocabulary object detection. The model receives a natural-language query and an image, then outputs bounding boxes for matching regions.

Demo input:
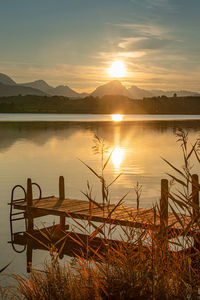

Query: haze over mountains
[0,73,199,99]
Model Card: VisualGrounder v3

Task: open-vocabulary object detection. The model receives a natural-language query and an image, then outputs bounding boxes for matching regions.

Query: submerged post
[160,179,168,232]
[192,174,200,251]
[59,176,66,229]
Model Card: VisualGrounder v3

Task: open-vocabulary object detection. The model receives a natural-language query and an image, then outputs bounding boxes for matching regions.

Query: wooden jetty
[9,176,200,272]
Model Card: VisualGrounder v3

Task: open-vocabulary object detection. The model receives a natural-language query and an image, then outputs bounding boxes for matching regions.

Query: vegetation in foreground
[1,130,200,299]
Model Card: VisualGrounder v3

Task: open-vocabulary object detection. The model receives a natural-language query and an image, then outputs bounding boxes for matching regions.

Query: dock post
[192,174,200,251]
[27,178,33,233]
[160,179,169,258]
[59,176,66,230]
[160,179,169,231]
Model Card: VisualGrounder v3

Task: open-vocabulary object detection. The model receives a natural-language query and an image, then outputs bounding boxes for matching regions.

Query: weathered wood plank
[12,197,199,233]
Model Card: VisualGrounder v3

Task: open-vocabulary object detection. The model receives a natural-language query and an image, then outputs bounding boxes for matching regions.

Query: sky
[0,0,200,92]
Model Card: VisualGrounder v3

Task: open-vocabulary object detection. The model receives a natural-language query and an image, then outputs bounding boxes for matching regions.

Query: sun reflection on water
[112,146,124,168]
[112,114,123,122]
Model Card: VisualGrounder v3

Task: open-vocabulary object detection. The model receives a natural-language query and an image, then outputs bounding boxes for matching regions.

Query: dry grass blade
[187,141,197,160]
[25,232,50,250]
[35,226,52,242]
[166,173,187,187]
[81,192,103,211]
[64,211,89,233]
[194,148,200,164]
[106,192,129,220]
[168,193,188,210]
[107,173,122,188]
[169,203,184,229]
[54,234,68,247]
[161,157,187,179]
[79,159,101,180]
[89,223,105,240]
[0,262,11,273]
[66,230,85,247]
[57,239,67,257]
[103,150,113,171]
[183,217,197,237]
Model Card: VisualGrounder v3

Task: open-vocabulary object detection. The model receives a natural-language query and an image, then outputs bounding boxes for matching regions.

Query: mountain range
[0,73,199,99]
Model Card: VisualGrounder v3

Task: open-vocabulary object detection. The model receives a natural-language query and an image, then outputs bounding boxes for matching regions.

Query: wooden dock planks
[13,197,195,232]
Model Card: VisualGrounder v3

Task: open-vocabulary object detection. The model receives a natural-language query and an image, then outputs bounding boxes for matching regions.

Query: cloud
[98,51,147,60]
[118,37,148,49]
[145,0,171,9]
[130,0,175,11]
[116,23,169,38]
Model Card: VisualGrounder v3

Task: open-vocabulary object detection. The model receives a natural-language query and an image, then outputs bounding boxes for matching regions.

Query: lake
[1,113,200,276]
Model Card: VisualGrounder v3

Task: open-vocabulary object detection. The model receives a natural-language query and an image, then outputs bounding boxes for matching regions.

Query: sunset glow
[112,114,123,122]
[108,61,126,78]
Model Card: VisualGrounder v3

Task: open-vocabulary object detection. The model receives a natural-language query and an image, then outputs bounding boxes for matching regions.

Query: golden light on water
[112,114,123,122]
[108,60,126,78]
[112,146,124,169]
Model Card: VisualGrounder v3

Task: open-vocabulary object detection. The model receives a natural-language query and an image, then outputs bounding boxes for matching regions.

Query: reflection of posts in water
[26,178,33,273]
[26,242,33,273]
[59,176,66,230]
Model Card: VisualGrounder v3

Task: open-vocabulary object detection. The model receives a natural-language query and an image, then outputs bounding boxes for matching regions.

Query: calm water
[1,114,200,276]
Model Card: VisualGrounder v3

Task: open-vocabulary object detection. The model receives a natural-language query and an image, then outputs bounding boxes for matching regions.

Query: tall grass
[3,130,200,299]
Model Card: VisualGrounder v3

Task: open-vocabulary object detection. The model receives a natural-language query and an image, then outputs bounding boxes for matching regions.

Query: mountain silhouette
[0,73,17,86]
[21,80,53,93]
[0,74,88,98]
[128,85,153,98]
[0,82,45,97]
[91,80,131,97]
[46,85,85,98]
[0,73,199,98]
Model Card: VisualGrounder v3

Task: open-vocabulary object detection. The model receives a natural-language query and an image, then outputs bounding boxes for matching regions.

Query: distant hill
[150,89,200,97]
[46,85,83,98]
[21,80,88,98]
[91,81,200,99]
[21,80,53,93]
[0,82,45,97]
[0,73,16,86]
[128,85,153,98]
[91,80,131,97]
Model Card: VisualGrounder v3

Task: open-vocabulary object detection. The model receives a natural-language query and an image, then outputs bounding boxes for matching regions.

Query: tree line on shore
[0,94,200,114]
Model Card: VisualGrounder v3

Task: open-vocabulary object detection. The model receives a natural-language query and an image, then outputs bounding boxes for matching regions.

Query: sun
[108,60,126,78]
